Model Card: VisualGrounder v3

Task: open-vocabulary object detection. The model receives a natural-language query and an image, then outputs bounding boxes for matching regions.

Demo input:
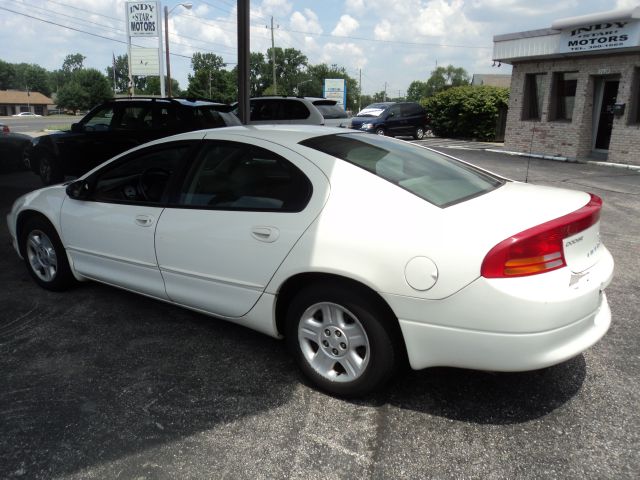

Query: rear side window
[300,133,503,208]
[313,102,348,119]
[178,106,228,129]
[401,103,424,116]
[281,100,310,120]
[250,100,278,121]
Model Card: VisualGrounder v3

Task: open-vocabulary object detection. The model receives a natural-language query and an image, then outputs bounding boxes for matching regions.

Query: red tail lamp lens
[481,194,602,278]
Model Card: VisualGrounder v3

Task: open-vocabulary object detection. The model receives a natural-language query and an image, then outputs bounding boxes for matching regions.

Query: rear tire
[21,217,75,291]
[286,284,400,397]
[38,152,64,185]
[413,126,425,140]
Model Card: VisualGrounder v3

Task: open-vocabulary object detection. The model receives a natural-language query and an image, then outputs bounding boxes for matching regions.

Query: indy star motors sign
[127,1,158,37]
[559,19,640,53]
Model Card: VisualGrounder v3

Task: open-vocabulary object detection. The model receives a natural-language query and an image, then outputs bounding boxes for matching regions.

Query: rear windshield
[300,133,504,208]
[313,102,348,119]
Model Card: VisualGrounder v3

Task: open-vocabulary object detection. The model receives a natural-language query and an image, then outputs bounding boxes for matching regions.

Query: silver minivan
[240,96,349,127]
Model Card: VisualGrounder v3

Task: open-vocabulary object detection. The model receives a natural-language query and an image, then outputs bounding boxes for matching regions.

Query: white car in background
[6,125,614,396]
[12,112,42,117]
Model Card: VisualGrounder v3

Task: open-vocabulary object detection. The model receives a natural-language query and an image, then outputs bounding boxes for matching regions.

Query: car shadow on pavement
[0,278,298,479]
[375,358,586,425]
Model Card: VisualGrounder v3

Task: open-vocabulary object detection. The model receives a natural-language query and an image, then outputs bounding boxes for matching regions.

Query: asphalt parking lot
[1,149,638,479]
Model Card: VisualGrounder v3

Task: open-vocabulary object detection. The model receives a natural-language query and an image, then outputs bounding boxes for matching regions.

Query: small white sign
[130,47,159,75]
[559,19,640,53]
[127,1,159,37]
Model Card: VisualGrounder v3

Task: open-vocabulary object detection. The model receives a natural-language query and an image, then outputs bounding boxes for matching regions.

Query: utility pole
[384,82,387,102]
[269,16,278,94]
[358,68,362,113]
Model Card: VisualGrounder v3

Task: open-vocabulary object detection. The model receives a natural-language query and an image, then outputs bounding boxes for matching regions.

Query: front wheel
[375,127,386,136]
[22,217,75,291]
[286,284,401,397]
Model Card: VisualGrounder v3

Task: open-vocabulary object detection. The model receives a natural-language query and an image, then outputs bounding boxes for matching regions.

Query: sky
[0,0,638,97]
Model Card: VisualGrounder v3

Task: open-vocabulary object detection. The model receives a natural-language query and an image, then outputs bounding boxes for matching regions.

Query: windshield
[300,133,504,208]
[356,103,392,117]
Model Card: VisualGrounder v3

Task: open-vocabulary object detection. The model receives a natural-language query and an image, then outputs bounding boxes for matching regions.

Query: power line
[0,5,194,60]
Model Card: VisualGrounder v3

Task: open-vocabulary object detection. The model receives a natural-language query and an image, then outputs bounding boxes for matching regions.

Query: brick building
[493,6,640,165]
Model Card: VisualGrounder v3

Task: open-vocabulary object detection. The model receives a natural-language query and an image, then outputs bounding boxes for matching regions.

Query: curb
[485,148,640,172]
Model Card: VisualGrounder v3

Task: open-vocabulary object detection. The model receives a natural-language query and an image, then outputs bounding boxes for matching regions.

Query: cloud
[374,20,393,40]
[332,15,359,36]
[290,9,323,34]
[260,0,293,16]
[345,0,366,15]
[615,0,639,8]
[320,42,368,71]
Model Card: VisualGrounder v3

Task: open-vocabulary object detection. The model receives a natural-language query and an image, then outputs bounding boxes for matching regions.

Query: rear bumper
[398,292,611,371]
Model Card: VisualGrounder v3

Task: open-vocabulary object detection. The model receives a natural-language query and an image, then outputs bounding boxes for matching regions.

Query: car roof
[165,124,357,145]
[250,96,333,102]
[109,97,230,108]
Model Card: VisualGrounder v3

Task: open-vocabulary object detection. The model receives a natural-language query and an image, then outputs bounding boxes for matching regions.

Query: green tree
[249,52,268,96]
[425,65,470,97]
[105,54,130,94]
[62,53,85,76]
[13,63,51,96]
[422,85,509,140]
[56,82,89,112]
[75,68,112,109]
[261,47,308,96]
[187,53,236,101]
[406,80,429,102]
[0,60,17,90]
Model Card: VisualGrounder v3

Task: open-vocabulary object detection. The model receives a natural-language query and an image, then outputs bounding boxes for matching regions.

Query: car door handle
[251,226,279,243]
[135,215,154,227]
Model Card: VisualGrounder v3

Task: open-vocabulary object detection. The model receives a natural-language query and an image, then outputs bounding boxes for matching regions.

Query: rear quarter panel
[268,160,592,300]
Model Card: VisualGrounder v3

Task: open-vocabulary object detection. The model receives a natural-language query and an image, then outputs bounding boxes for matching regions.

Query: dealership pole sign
[128,1,159,36]
[125,1,165,95]
[323,79,347,108]
[559,19,640,53]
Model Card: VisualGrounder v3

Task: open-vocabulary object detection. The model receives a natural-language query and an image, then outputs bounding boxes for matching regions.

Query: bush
[421,86,509,141]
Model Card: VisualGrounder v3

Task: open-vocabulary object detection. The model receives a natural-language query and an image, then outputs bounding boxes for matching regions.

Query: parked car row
[22,96,432,185]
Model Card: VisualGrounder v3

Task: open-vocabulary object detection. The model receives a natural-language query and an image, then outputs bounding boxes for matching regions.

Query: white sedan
[6,125,614,396]
[12,112,42,117]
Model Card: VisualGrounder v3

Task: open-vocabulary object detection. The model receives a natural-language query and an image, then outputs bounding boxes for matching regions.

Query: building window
[551,72,578,121]
[522,73,546,120]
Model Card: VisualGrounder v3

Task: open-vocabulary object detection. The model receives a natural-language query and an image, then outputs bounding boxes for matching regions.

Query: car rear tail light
[2,125,9,134]
[481,194,602,278]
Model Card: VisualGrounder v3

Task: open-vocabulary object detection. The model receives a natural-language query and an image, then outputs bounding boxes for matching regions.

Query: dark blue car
[349,102,431,139]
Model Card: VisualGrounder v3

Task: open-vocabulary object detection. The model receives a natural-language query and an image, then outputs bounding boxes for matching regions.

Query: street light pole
[164,2,192,97]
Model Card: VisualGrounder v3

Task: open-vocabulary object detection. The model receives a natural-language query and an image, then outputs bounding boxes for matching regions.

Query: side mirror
[70,123,83,133]
[66,179,91,200]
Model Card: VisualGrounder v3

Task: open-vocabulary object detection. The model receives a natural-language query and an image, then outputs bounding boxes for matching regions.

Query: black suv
[348,102,431,139]
[27,97,241,184]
